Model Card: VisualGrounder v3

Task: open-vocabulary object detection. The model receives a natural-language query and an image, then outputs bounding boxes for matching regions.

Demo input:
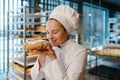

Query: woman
[31,5,87,80]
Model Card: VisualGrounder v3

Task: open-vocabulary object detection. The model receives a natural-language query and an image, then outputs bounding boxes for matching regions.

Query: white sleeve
[65,50,87,80]
[30,58,45,80]
[42,59,64,80]
[42,50,87,80]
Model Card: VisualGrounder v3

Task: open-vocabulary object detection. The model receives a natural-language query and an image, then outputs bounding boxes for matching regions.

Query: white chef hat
[49,5,80,33]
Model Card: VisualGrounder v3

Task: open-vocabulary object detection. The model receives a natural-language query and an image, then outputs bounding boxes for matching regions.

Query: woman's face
[46,19,68,46]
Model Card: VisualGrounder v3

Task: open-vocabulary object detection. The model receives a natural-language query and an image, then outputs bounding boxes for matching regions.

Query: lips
[50,40,56,45]
[51,41,56,44]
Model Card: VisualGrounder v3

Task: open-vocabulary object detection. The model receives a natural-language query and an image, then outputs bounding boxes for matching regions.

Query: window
[82,2,109,48]
[39,0,79,12]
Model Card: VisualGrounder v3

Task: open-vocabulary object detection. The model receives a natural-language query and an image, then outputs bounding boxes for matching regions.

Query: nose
[47,33,53,39]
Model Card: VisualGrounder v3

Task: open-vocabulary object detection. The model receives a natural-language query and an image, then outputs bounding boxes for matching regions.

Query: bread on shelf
[10,62,32,74]
[27,52,37,56]
[17,25,46,32]
[103,44,120,49]
[36,26,46,31]
[13,35,32,38]
[92,48,120,57]
[13,34,46,39]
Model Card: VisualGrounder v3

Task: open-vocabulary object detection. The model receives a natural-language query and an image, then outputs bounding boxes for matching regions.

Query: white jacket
[31,39,87,80]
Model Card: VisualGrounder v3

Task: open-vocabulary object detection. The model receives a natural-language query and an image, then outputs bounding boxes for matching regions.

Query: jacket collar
[59,39,71,49]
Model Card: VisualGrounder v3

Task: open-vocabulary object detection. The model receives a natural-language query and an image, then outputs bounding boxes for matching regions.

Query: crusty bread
[23,40,51,51]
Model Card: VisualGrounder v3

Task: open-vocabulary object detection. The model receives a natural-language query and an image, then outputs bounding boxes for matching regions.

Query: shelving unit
[87,18,120,68]
[7,6,49,80]
[87,18,120,79]
[108,18,120,44]
[87,45,120,80]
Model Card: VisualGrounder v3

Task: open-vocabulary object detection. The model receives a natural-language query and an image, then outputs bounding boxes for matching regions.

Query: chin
[52,44,57,46]
[51,43,59,47]
[50,43,55,46]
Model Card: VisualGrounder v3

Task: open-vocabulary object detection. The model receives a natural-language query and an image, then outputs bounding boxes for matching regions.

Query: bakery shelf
[12,34,47,40]
[26,37,47,40]
[26,55,38,59]
[10,71,31,80]
[102,57,120,64]
[14,44,23,47]
[8,26,46,32]
[7,5,49,80]
[91,53,120,59]
[11,58,36,67]
[8,30,46,33]
[13,37,47,41]
[9,78,16,80]
[10,71,23,80]
[25,12,49,18]
[108,18,120,44]
[8,22,45,25]
[91,50,120,58]
[11,13,49,18]
[90,50,120,68]
[10,62,31,75]
[11,51,38,58]
[11,51,24,56]
[91,44,120,57]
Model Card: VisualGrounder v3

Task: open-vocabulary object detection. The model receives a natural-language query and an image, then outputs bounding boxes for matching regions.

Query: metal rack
[87,45,120,80]
[7,6,49,80]
[108,18,120,44]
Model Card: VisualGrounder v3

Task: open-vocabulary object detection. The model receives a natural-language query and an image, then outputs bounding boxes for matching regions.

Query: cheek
[58,32,68,41]
[56,33,63,39]
[54,34,61,40]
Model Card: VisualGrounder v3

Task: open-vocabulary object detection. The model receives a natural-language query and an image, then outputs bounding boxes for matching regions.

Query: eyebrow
[46,29,59,33]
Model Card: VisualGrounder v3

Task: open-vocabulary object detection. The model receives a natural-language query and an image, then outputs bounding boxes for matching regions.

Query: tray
[89,65,120,80]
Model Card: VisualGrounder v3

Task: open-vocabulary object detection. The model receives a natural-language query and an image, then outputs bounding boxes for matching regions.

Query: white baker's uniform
[31,39,87,80]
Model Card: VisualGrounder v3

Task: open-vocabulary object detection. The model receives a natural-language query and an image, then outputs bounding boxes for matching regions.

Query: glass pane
[82,2,109,48]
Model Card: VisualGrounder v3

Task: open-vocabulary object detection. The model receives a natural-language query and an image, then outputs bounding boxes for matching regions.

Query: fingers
[47,46,53,51]
[32,50,39,53]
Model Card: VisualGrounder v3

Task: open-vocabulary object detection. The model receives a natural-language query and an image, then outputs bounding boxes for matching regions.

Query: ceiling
[67,0,120,17]
[104,0,120,7]
[67,0,120,13]
[81,0,120,11]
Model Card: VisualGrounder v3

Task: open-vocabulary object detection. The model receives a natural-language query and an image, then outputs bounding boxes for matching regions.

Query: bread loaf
[23,40,51,51]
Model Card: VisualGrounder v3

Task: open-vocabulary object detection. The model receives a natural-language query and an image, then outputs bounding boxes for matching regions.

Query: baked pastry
[23,39,51,51]
[36,26,46,31]
[27,52,37,56]
[11,62,32,74]
[93,48,120,57]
